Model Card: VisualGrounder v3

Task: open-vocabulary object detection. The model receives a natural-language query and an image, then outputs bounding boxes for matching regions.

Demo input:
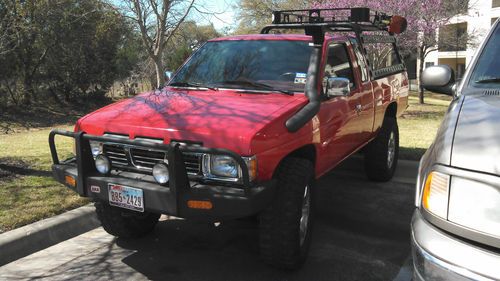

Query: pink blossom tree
[311,0,461,103]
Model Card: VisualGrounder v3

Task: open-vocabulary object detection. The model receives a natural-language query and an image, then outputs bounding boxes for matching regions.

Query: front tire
[259,157,314,269]
[95,202,160,238]
[364,117,399,182]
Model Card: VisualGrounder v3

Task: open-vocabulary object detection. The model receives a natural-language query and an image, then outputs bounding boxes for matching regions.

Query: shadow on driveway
[114,157,415,281]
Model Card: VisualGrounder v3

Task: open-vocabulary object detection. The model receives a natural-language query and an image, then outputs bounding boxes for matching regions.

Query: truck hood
[451,93,500,175]
[78,88,306,155]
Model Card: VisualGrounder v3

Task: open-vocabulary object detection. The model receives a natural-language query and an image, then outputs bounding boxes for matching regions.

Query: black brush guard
[48,129,275,220]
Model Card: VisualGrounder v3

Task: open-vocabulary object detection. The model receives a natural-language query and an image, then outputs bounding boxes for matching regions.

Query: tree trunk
[22,78,33,106]
[418,49,425,104]
[153,57,164,89]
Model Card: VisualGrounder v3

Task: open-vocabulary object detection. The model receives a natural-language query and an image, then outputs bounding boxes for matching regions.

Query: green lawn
[0,91,451,232]
[0,127,88,233]
[399,92,452,160]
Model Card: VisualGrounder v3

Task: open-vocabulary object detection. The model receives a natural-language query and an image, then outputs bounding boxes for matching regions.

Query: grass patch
[0,127,88,233]
[398,92,452,161]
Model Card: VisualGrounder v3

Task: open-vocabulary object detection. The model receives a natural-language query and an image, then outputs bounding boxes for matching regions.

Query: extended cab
[49,8,409,269]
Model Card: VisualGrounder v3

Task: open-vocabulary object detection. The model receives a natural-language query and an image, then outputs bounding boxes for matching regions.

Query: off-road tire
[259,157,314,270]
[364,117,399,182]
[95,201,160,238]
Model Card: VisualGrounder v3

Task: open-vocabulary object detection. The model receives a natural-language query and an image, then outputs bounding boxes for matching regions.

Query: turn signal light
[187,200,213,210]
[422,171,450,219]
[65,175,76,187]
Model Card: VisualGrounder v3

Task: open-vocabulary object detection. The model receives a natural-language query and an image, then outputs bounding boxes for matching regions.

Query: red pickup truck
[49,8,408,269]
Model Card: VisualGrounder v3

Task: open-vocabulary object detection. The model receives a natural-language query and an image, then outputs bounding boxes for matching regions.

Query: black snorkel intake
[284,27,323,133]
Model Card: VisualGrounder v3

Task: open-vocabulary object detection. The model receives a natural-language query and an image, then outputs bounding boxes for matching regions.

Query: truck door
[316,42,364,172]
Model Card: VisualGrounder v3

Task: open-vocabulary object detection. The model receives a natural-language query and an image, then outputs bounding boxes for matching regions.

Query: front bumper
[411,210,500,281]
[49,130,276,220]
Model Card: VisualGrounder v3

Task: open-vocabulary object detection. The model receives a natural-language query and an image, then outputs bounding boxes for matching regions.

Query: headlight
[95,154,111,174]
[448,177,500,238]
[206,155,239,178]
[421,170,500,238]
[89,141,102,157]
[422,171,450,219]
[202,155,257,182]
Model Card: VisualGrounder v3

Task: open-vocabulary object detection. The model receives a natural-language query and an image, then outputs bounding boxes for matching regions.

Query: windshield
[170,40,313,93]
[469,23,500,89]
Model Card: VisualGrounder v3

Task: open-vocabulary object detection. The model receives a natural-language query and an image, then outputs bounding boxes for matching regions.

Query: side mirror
[326,77,350,98]
[421,65,456,96]
[164,71,174,82]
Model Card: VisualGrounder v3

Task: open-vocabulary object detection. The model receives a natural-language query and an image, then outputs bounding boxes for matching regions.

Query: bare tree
[122,0,195,88]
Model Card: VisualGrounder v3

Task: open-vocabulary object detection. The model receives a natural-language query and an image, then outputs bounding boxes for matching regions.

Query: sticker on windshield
[294,73,307,84]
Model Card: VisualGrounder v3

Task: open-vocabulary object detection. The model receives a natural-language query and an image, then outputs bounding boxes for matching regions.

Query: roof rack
[271,8,392,30]
[261,7,407,45]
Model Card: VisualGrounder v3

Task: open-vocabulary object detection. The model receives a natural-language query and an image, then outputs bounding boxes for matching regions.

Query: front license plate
[108,184,144,212]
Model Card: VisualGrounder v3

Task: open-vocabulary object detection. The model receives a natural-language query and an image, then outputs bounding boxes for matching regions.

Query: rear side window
[363,41,405,79]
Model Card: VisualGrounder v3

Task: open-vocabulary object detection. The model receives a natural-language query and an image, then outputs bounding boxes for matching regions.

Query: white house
[422,0,500,78]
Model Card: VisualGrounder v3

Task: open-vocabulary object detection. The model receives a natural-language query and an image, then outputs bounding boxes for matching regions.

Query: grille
[103,144,128,166]
[102,144,202,175]
[483,90,500,96]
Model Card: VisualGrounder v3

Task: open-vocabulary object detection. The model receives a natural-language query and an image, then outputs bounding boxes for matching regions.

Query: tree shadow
[0,157,52,180]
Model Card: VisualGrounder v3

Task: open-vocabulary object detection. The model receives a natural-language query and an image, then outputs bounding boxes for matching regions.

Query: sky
[193,0,238,31]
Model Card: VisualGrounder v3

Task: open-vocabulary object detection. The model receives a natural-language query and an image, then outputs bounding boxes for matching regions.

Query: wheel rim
[299,185,311,246]
[387,131,396,169]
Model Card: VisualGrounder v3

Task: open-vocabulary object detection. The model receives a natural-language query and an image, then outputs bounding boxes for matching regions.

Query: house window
[493,0,500,8]
[438,22,468,52]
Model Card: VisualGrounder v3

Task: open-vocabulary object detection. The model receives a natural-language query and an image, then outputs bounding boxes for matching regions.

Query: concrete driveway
[0,156,417,281]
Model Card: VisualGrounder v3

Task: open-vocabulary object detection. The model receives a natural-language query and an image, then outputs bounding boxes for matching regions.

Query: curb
[0,204,100,266]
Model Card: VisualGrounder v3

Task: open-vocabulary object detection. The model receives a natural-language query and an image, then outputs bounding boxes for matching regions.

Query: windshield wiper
[169,81,218,91]
[475,77,500,84]
[216,79,294,96]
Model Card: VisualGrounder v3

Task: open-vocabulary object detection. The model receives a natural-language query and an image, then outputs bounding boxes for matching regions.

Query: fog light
[95,154,111,174]
[153,163,169,184]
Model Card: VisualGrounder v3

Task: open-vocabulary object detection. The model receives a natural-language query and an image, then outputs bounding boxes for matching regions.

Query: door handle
[355,104,362,114]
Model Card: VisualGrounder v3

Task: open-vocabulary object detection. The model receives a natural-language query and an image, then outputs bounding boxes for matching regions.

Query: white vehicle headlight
[421,170,500,238]
[448,177,500,238]
[89,141,102,157]
[202,155,257,182]
[208,155,239,178]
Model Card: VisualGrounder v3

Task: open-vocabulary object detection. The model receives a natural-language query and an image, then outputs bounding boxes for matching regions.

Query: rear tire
[259,157,314,269]
[364,117,399,182]
[95,202,160,238]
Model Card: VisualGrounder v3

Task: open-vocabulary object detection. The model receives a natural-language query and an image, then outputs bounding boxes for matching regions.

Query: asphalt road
[0,156,417,281]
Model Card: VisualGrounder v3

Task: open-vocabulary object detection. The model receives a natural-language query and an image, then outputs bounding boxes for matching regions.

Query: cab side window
[323,43,356,89]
